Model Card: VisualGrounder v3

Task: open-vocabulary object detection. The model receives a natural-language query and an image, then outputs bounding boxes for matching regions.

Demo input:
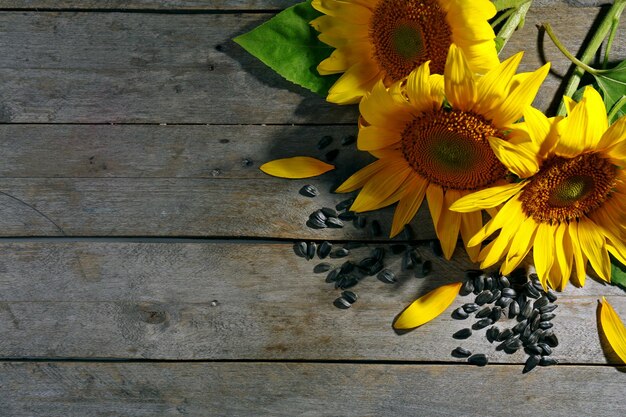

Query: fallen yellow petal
[259,157,334,179]
[600,297,626,364]
[393,282,462,330]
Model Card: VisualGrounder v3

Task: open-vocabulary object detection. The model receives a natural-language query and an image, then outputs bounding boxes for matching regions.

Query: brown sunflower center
[370,0,452,82]
[401,109,507,190]
[519,153,617,223]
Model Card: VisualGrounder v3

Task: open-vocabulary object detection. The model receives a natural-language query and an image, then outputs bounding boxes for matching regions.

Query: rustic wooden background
[0,1,625,415]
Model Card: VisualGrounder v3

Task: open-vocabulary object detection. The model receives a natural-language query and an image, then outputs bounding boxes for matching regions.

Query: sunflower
[335,44,550,261]
[310,0,499,104]
[451,86,626,290]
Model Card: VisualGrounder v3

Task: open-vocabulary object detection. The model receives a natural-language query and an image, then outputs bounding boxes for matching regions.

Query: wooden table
[0,1,625,415]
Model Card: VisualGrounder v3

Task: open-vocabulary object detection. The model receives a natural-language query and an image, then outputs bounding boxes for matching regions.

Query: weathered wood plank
[1,362,624,417]
[0,0,611,10]
[0,241,623,363]
[0,124,360,179]
[0,6,622,123]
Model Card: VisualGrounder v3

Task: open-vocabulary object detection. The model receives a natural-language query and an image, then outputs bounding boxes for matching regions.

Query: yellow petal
[335,157,394,193]
[358,125,402,151]
[533,222,555,288]
[459,209,483,263]
[390,176,428,238]
[523,106,554,156]
[468,195,523,247]
[405,62,444,113]
[597,112,626,151]
[501,215,538,275]
[473,51,523,115]
[450,182,525,212]
[360,80,414,128]
[568,220,588,287]
[554,222,573,291]
[350,162,412,212]
[260,157,334,178]
[393,282,463,330]
[327,61,380,104]
[600,297,626,364]
[426,184,444,231]
[437,189,463,260]
[444,44,477,111]
[311,0,372,24]
[577,219,611,282]
[488,136,539,178]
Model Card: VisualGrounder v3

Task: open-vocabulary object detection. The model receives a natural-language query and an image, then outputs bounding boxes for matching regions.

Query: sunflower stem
[543,24,597,74]
[548,0,626,115]
[491,7,514,29]
[608,95,626,122]
[603,10,621,69]
[496,1,532,53]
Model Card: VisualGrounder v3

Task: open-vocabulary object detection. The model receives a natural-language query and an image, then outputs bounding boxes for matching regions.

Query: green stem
[492,0,530,12]
[608,95,626,122]
[603,15,621,69]
[549,0,626,115]
[543,24,597,74]
[496,1,532,52]
[491,8,514,29]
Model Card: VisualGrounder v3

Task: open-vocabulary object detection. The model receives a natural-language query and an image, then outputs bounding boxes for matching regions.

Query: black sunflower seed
[505,337,523,350]
[307,218,327,229]
[462,303,479,314]
[401,225,415,241]
[475,290,493,306]
[317,135,333,150]
[486,326,500,343]
[325,268,340,283]
[453,328,472,339]
[534,296,549,309]
[468,353,488,366]
[501,298,520,319]
[377,269,396,284]
[310,209,327,223]
[527,329,543,345]
[523,355,541,373]
[537,343,552,356]
[366,262,384,276]
[460,280,475,296]
[317,241,332,259]
[539,357,558,366]
[314,263,332,273]
[513,320,528,334]
[524,282,541,299]
[497,328,513,342]
[299,184,319,197]
[539,321,554,330]
[326,217,344,228]
[465,269,483,279]
[496,296,513,309]
[520,302,533,319]
[539,304,558,314]
[306,242,317,260]
[333,297,351,309]
[476,307,492,319]
[484,275,494,291]
[525,344,543,356]
[540,313,556,322]
[325,149,339,162]
[408,250,421,265]
[522,324,533,340]
[490,306,502,322]
[498,275,511,288]
[336,198,354,211]
[415,260,432,278]
[293,241,307,258]
[544,333,559,348]
[339,261,355,275]
[338,211,356,221]
[452,347,472,358]
[321,207,338,218]
[330,248,350,258]
[370,220,382,237]
[401,251,414,271]
[354,216,367,229]
[529,308,540,323]
[488,289,502,304]
[531,314,541,332]
[337,276,358,289]
[452,308,469,320]
[473,318,493,330]
[473,274,485,294]
[341,134,356,146]
[342,290,358,304]
[517,293,528,311]
[546,289,558,302]
[501,288,517,298]
[430,240,443,257]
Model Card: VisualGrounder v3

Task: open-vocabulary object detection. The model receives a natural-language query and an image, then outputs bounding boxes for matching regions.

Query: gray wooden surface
[1,1,625,415]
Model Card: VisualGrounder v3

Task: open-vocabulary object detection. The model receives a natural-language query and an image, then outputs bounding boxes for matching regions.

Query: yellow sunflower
[335,44,550,261]
[451,86,626,290]
[310,0,499,104]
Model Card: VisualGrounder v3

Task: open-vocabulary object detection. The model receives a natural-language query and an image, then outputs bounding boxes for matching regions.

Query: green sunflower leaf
[592,59,626,122]
[611,257,626,291]
[233,0,338,96]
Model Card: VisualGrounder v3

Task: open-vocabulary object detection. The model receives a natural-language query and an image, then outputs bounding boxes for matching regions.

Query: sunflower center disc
[401,109,507,190]
[370,0,452,81]
[520,153,617,223]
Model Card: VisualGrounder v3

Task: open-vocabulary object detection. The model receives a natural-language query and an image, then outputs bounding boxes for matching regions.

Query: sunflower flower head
[311,0,499,104]
[336,45,550,261]
[451,86,626,290]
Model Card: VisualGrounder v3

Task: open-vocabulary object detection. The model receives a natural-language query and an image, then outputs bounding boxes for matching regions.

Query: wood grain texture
[0,6,622,123]
[1,362,625,417]
[0,240,623,363]
[0,0,611,10]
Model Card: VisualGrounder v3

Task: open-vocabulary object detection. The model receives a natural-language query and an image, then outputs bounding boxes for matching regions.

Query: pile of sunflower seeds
[451,269,559,373]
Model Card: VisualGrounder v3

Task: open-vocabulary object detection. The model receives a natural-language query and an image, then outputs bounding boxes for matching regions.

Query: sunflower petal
[488,136,539,178]
[351,162,412,212]
[523,106,553,156]
[568,220,588,287]
[554,222,573,291]
[450,182,525,212]
[459,209,483,262]
[426,184,444,232]
[405,62,444,112]
[335,157,393,193]
[360,80,414,127]
[468,195,523,246]
[533,223,555,288]
[444,44,477,110]
[600,297,626,364]
[260,157,334,178]
[437,189,463,259]
[578,219,611,282]
[501,216,538,275]
[327,61,380,104]
[597,113,626,151]
[393,282,463,330]
[358,125,402,151]
[473,51,523,115]
[390,176,428,238]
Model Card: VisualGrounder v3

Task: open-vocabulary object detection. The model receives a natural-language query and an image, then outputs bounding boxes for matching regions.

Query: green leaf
[592,59,626,122]
[233,0,338,96]
[611,257,626,291]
